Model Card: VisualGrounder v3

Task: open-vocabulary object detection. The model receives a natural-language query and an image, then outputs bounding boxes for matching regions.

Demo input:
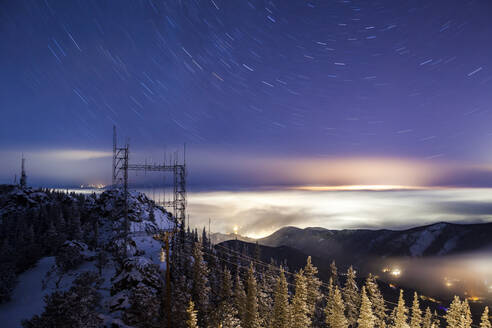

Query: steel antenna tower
[112,126,130,238]
[111,126,186,228]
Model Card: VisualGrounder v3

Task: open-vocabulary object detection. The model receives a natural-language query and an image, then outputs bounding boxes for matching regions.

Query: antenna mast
[20,155,27,188]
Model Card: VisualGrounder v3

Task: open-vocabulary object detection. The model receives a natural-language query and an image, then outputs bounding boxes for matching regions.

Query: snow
[0,257,55,328]
[0,187,172,326]
[132,234,164,266]
[409,223,445,256]
[438,236,458,255]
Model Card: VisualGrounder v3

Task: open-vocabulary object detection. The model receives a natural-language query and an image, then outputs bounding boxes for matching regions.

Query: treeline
[0,187,99,303]
[169,225,492,328]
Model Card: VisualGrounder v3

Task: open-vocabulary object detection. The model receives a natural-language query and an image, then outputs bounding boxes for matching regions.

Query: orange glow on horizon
[292,185,439,191]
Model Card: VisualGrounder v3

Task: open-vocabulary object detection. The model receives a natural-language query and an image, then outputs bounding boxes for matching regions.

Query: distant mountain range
[257,222,492,270]
[215,222,492,279]
[216,222,492,308]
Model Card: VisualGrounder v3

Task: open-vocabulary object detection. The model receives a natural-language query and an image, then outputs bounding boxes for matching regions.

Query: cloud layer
[187,188,492,238]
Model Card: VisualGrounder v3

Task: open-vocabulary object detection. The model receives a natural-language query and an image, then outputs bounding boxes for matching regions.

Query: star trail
[1,0,492,188]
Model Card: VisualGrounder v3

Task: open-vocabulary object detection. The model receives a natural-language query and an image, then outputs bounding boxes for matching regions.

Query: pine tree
[410,292,422,328]
[326,286,348,328]
[480,307,491,328]
[365,273,386,328]
[358,286,375,328]
[186,300,199,328]
[271,268,290,328]
[462,300,472,328]
[171,275,191,328]
[22,272,102,328]
[217,268,241,328]
[254,257,275,328]
[392,290,408,328]
[0,263,16,303]
[234,271,247,326]
[260,260,278,328]
[431,311,440,328]
[124,286,161,328]
[327,277,334,305]
[244,263,260,328]
[207,247,221,311]
[291,269,311,328]
[254,242,261,264]
[344,266,361,327]
[191,241,210,328]
[331,261,340,288]
[422,307,432,328]
[304,256,322,322]
[445,296,462,328]
[202,227,209,253]
[69,205,83,241]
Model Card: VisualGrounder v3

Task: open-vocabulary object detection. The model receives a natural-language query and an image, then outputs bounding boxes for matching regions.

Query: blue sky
[1,0,492,189]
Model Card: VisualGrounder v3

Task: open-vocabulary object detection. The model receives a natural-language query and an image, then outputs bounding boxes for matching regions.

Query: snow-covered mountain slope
[258,222,492,268]
[0,186,175,327]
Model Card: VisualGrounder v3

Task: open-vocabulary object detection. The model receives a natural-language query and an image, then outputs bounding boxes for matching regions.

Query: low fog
[372,251,492,302]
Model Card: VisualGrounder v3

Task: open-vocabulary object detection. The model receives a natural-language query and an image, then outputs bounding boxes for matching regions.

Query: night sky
[1,0,492,189]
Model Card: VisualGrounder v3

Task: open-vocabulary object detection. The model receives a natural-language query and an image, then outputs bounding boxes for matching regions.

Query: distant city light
[383,266,401,277]
[233,225,238,234]
[80,183,106,189]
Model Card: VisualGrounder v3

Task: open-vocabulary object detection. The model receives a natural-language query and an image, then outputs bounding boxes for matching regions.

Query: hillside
[0,185,174,327]
[258,222,492,270]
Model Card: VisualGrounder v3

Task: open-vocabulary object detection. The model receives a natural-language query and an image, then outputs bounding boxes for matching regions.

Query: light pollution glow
[377,252,492,300]
[292,185,435,191]
[3,149,492,239]
[187,187,492,238]
[4,149,492,189]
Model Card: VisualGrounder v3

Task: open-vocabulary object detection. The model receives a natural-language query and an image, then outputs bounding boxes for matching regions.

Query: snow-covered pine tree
[291,269,311,328]
[124,286,161,328]
[22,272,102,328]
[192,240,210,328]
[186,300,199,328]
[254,241,261,266]
[270,267,290,328]
[410,292,422,328]
[462,300,473,328]
[325,285,348,328]
[170,230,191,328]
[171,275,191,328]
[0,262,16,303]
[480,306,491,328]
[69,205,83,241]
[422,307,432,328]
[244,263,261,328]
[216,268,241,328]
[392,290,408,328]
[364,273,386,328]
[358,286,375,328]
[344,266,361,327]
[304,256,322,322]
[234,271,247,326]
[445,296,462,328]
[327,277,334,304]
[431,311,440,328]
[257,271,274,328]
[207,247,221,313]
[331,260,340,288]
[202,227,209,253]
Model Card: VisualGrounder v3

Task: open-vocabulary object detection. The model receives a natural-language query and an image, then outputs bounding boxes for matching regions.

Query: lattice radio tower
[112,126,130,237]
[111,126,187,227]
